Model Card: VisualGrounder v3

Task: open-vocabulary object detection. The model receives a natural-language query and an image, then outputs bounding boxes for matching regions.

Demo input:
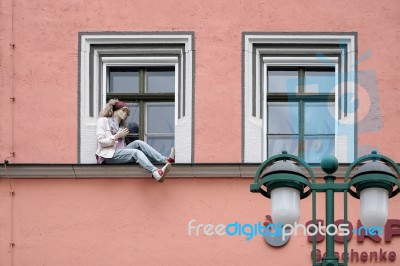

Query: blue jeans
[105,140,167,174]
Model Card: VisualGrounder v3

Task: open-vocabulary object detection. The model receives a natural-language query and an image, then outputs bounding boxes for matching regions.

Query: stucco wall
[0,179,399,265]
[0,0,400,163]
[1,0,400,265]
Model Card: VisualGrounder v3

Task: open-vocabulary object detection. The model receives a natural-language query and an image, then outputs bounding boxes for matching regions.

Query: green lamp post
[250,151,400,266]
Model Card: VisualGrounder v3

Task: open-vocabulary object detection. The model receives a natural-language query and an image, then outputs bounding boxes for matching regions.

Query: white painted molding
[79,33,194,163]
[243,33,356,163]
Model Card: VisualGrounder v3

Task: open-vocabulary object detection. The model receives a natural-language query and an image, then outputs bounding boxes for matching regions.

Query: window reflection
[268,103,299,134]
[125,103,140,145]
[146,103,174,156]
[146,103,174,133]
[304,136,335,163]
[147,136,174,157]
[146,67,175,93]
[304,102,335,134]
[268,135,299,157]
[109,70,139,93]
[268,70,298,93]
[305,70,335,93]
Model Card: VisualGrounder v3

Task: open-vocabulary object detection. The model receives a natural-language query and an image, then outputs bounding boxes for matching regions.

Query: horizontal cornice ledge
[0,163,360,179]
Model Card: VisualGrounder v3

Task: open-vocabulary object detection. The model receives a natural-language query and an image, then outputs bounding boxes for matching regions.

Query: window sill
[1,163,353,179]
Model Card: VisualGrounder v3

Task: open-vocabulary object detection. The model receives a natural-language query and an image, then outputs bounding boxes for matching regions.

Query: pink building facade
[1,0,400,265]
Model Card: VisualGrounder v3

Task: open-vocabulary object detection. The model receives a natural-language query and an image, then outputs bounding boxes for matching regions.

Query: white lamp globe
[360,187,388,228]
[271,187,300,225]
[265,161,305,225]
[353,160,394,228]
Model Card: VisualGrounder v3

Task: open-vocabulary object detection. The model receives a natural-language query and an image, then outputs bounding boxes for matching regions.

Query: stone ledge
[0,163,353,179]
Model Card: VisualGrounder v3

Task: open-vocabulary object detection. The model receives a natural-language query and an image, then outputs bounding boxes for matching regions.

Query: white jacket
[95,117,119,158]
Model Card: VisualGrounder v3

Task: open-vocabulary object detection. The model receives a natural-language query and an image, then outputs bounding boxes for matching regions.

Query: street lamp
[250,151,400,266]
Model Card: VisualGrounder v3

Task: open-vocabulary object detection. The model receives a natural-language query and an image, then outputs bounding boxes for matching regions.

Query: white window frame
[243,33,356,163]
[79,33,194,163]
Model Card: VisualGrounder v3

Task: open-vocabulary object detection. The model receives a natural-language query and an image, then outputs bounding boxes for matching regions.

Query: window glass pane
[305,70,335,93]
[268,103,299,134]
[268,70,298,93]
[146,67,175,93]
[304,102,335,134]
[304,136,335,163]
[126,103,140,134]
[125,103,140,145]
[267,135,299,157]
[147,136,174,158]
[109,70,139,93]
[146,103,174,133]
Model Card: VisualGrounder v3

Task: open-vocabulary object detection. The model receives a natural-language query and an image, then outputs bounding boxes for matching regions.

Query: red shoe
[167,147,175,163]
[152,163,171,183]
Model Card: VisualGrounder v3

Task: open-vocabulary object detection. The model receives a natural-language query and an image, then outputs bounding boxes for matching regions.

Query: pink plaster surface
[0,179,399,265]
[0,0,399,163]
[1,1,400,263]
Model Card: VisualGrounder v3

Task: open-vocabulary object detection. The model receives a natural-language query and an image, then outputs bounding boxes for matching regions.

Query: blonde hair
[99,99,128,128]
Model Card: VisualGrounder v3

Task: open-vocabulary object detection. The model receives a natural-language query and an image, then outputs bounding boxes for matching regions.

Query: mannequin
[96,99,175,182]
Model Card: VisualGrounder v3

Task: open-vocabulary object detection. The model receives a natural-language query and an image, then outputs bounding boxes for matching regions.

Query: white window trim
[79,33,194,163]
[243,33,356,163]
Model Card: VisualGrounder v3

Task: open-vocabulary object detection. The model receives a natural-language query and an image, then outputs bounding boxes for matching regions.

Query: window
[243,33,357,163]
[79,33,194,163]
[267,67,335,163]
[107,66,175,155]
